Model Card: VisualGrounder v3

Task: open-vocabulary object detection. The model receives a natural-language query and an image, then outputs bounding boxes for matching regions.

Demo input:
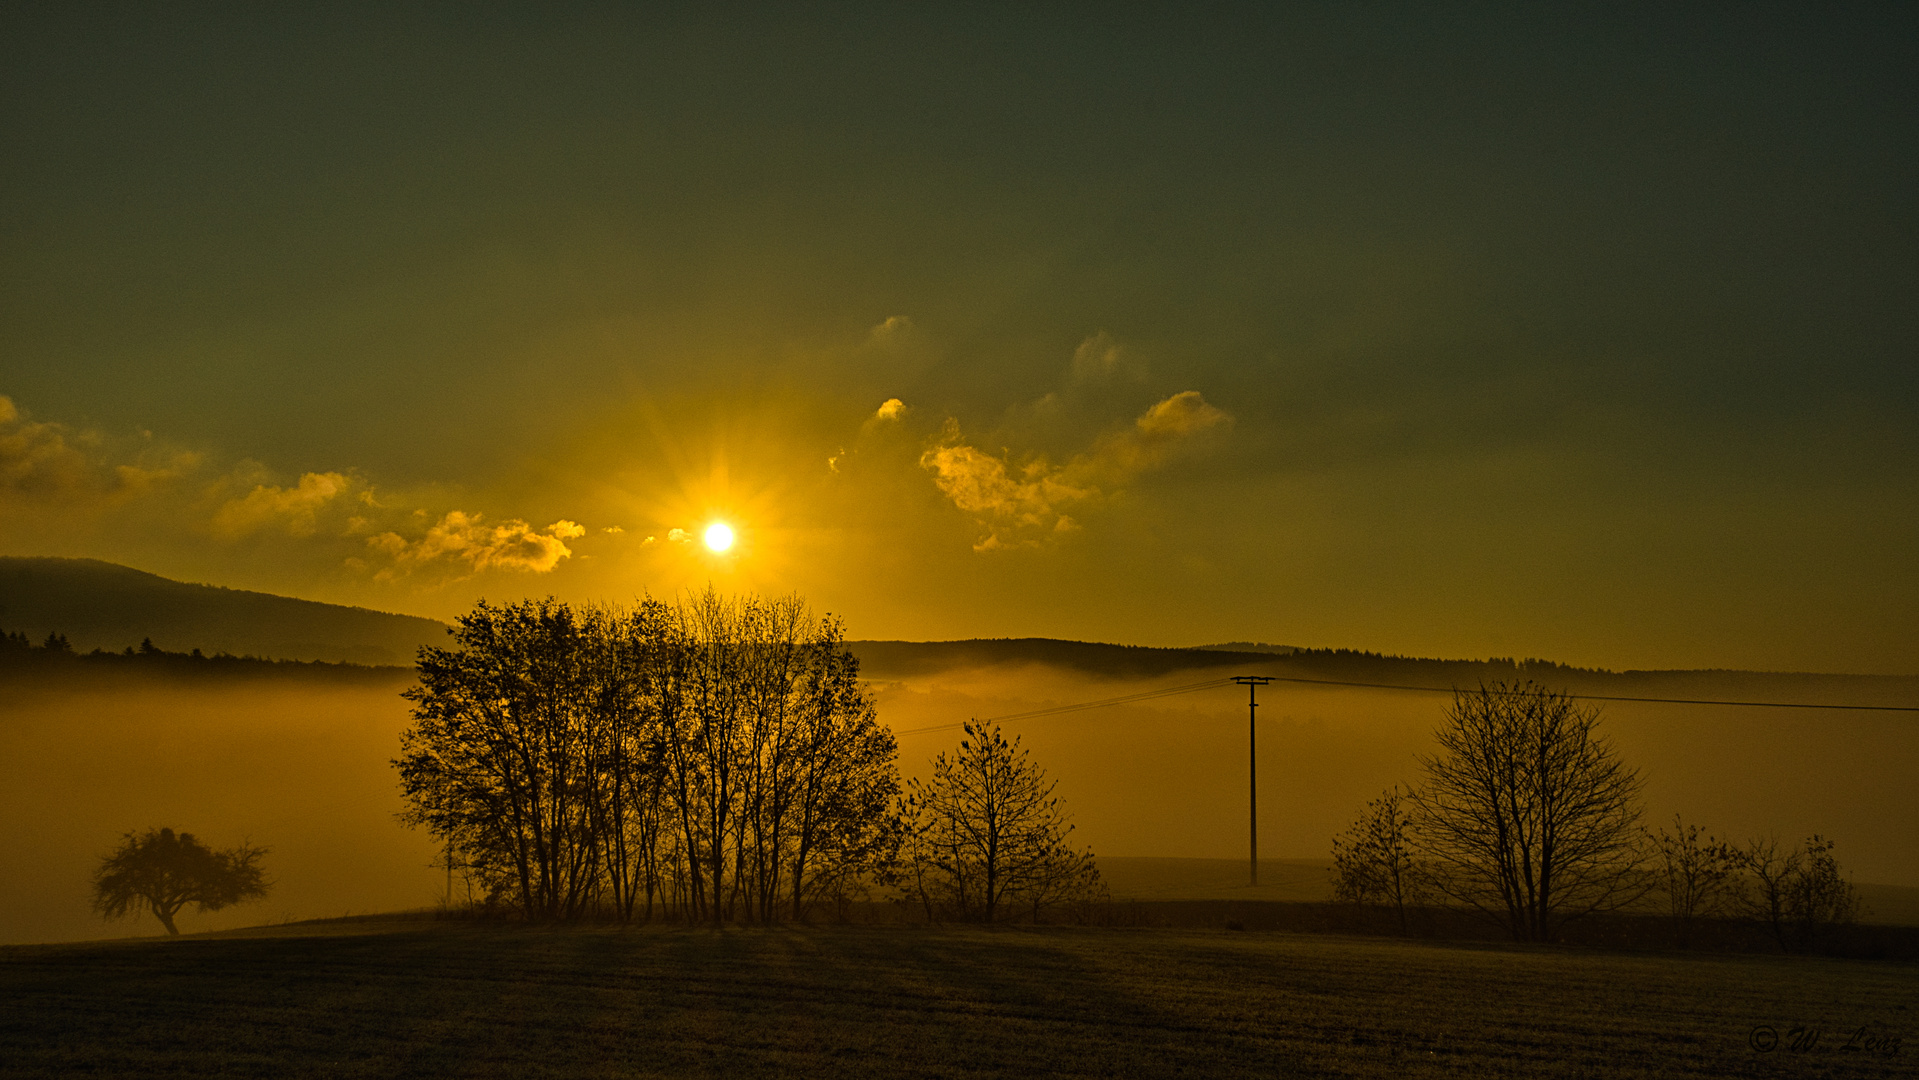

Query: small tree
[903,722,1099,923]
[92,828,269,936]
[1787,835,1860,948]
[1650,814,1737,948]
[1331,786,1424,934]
[1732,834,1799,951]
[1410,682,1649,942]
[1733,833,1860,951]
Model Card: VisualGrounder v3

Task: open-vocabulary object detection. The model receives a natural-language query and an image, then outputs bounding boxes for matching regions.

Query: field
[3,920,1913,1078]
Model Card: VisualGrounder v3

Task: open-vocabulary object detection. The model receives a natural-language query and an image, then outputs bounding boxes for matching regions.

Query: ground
[2,919,1913,1078]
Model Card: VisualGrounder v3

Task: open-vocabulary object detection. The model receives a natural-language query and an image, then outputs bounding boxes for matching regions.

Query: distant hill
[4,558,1912,703]
[848,638,1919,706]
[0,557,448,665]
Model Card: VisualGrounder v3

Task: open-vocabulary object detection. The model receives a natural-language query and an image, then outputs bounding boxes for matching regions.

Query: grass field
[3,919,1913,1078]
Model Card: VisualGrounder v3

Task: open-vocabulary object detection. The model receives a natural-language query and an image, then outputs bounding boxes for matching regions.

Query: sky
[2,4,1914,674]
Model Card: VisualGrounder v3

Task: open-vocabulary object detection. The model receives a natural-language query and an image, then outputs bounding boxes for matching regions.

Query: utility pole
[1233,676,1273,887]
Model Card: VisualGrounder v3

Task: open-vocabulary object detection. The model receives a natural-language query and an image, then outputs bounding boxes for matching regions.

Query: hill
[0,557,448,665]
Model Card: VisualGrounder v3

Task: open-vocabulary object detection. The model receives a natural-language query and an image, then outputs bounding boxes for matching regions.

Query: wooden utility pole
[1233,676,1273,886]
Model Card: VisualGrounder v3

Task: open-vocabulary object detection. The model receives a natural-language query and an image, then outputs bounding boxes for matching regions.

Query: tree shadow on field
[781,926,1308,1077]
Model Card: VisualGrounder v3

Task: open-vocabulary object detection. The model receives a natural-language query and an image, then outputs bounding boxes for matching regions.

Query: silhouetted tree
[1410,682,1649,941]
[1650,814,1737,948]
[903,722,1099,923]
[1732,833,1860,951]
[1332,786,1425,933]
[1786,835,1861,947]
[92,828,269,935]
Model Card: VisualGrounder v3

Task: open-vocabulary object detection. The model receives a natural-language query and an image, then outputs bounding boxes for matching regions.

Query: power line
[1251,674,1919,712]
[886,672,1919,738]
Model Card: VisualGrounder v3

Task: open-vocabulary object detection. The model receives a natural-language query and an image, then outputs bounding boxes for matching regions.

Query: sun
[703,522,735,553]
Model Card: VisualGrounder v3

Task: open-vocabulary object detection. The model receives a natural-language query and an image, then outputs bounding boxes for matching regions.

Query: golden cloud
[0,395,197,510]
[365,512,578,579]
[921,391,1230,550]
[210,471,355,538]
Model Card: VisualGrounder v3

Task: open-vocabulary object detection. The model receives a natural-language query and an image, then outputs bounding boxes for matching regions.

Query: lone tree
[1411,682,1648,942]
[1332,786,1424,934]
[92,828,269,936]
[903,722,1101,923]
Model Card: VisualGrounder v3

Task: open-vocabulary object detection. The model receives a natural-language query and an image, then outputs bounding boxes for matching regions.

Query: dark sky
[3,3,1914,672]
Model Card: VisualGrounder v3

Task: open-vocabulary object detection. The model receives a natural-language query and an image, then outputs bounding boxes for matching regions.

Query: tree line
[0,628,378,675]
[1331,681,1863,950]
[396,592,1101,924]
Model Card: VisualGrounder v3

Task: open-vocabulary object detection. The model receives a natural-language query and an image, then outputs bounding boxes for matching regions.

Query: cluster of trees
[396,592,900,923]
[2,629,74,652]
[92,828,270,936]
[1333,681,1862,949]
[1650,818,1860,951]
[397,591,1101,924]
[0,628,357,674]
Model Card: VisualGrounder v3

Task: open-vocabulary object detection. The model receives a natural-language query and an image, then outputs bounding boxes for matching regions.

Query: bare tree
[1650,814,1738,948]
[1732,833,1860,951]
[92,828,269,936]
[1332,786,1424,934]
[1731,834,1798,951]
[1787,835,1861,947]
[904,722,1099,923]
[1410,682,1649,942]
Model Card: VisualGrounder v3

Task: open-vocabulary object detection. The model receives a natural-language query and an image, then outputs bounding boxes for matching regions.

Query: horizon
[13,552,1919,680]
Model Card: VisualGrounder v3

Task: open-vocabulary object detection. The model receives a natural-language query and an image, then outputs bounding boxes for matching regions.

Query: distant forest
[0,627,403,680]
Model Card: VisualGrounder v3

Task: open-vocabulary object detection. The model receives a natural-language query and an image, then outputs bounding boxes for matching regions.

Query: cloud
[1069,331,1141,384]
[919,443,1094,549]
[867,315,915,345]
[1089,390,1231,474]
[210,471,355,538]
[856,398,910,445]
[365,512,578,579]
[667,528,693,544]
[0,395,197,509]
[921,391,1231,550]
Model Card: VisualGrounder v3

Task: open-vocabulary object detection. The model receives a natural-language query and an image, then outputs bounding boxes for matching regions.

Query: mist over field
[873,663,1919,888]
[0,669,439,945]
[5,652,1914,946]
